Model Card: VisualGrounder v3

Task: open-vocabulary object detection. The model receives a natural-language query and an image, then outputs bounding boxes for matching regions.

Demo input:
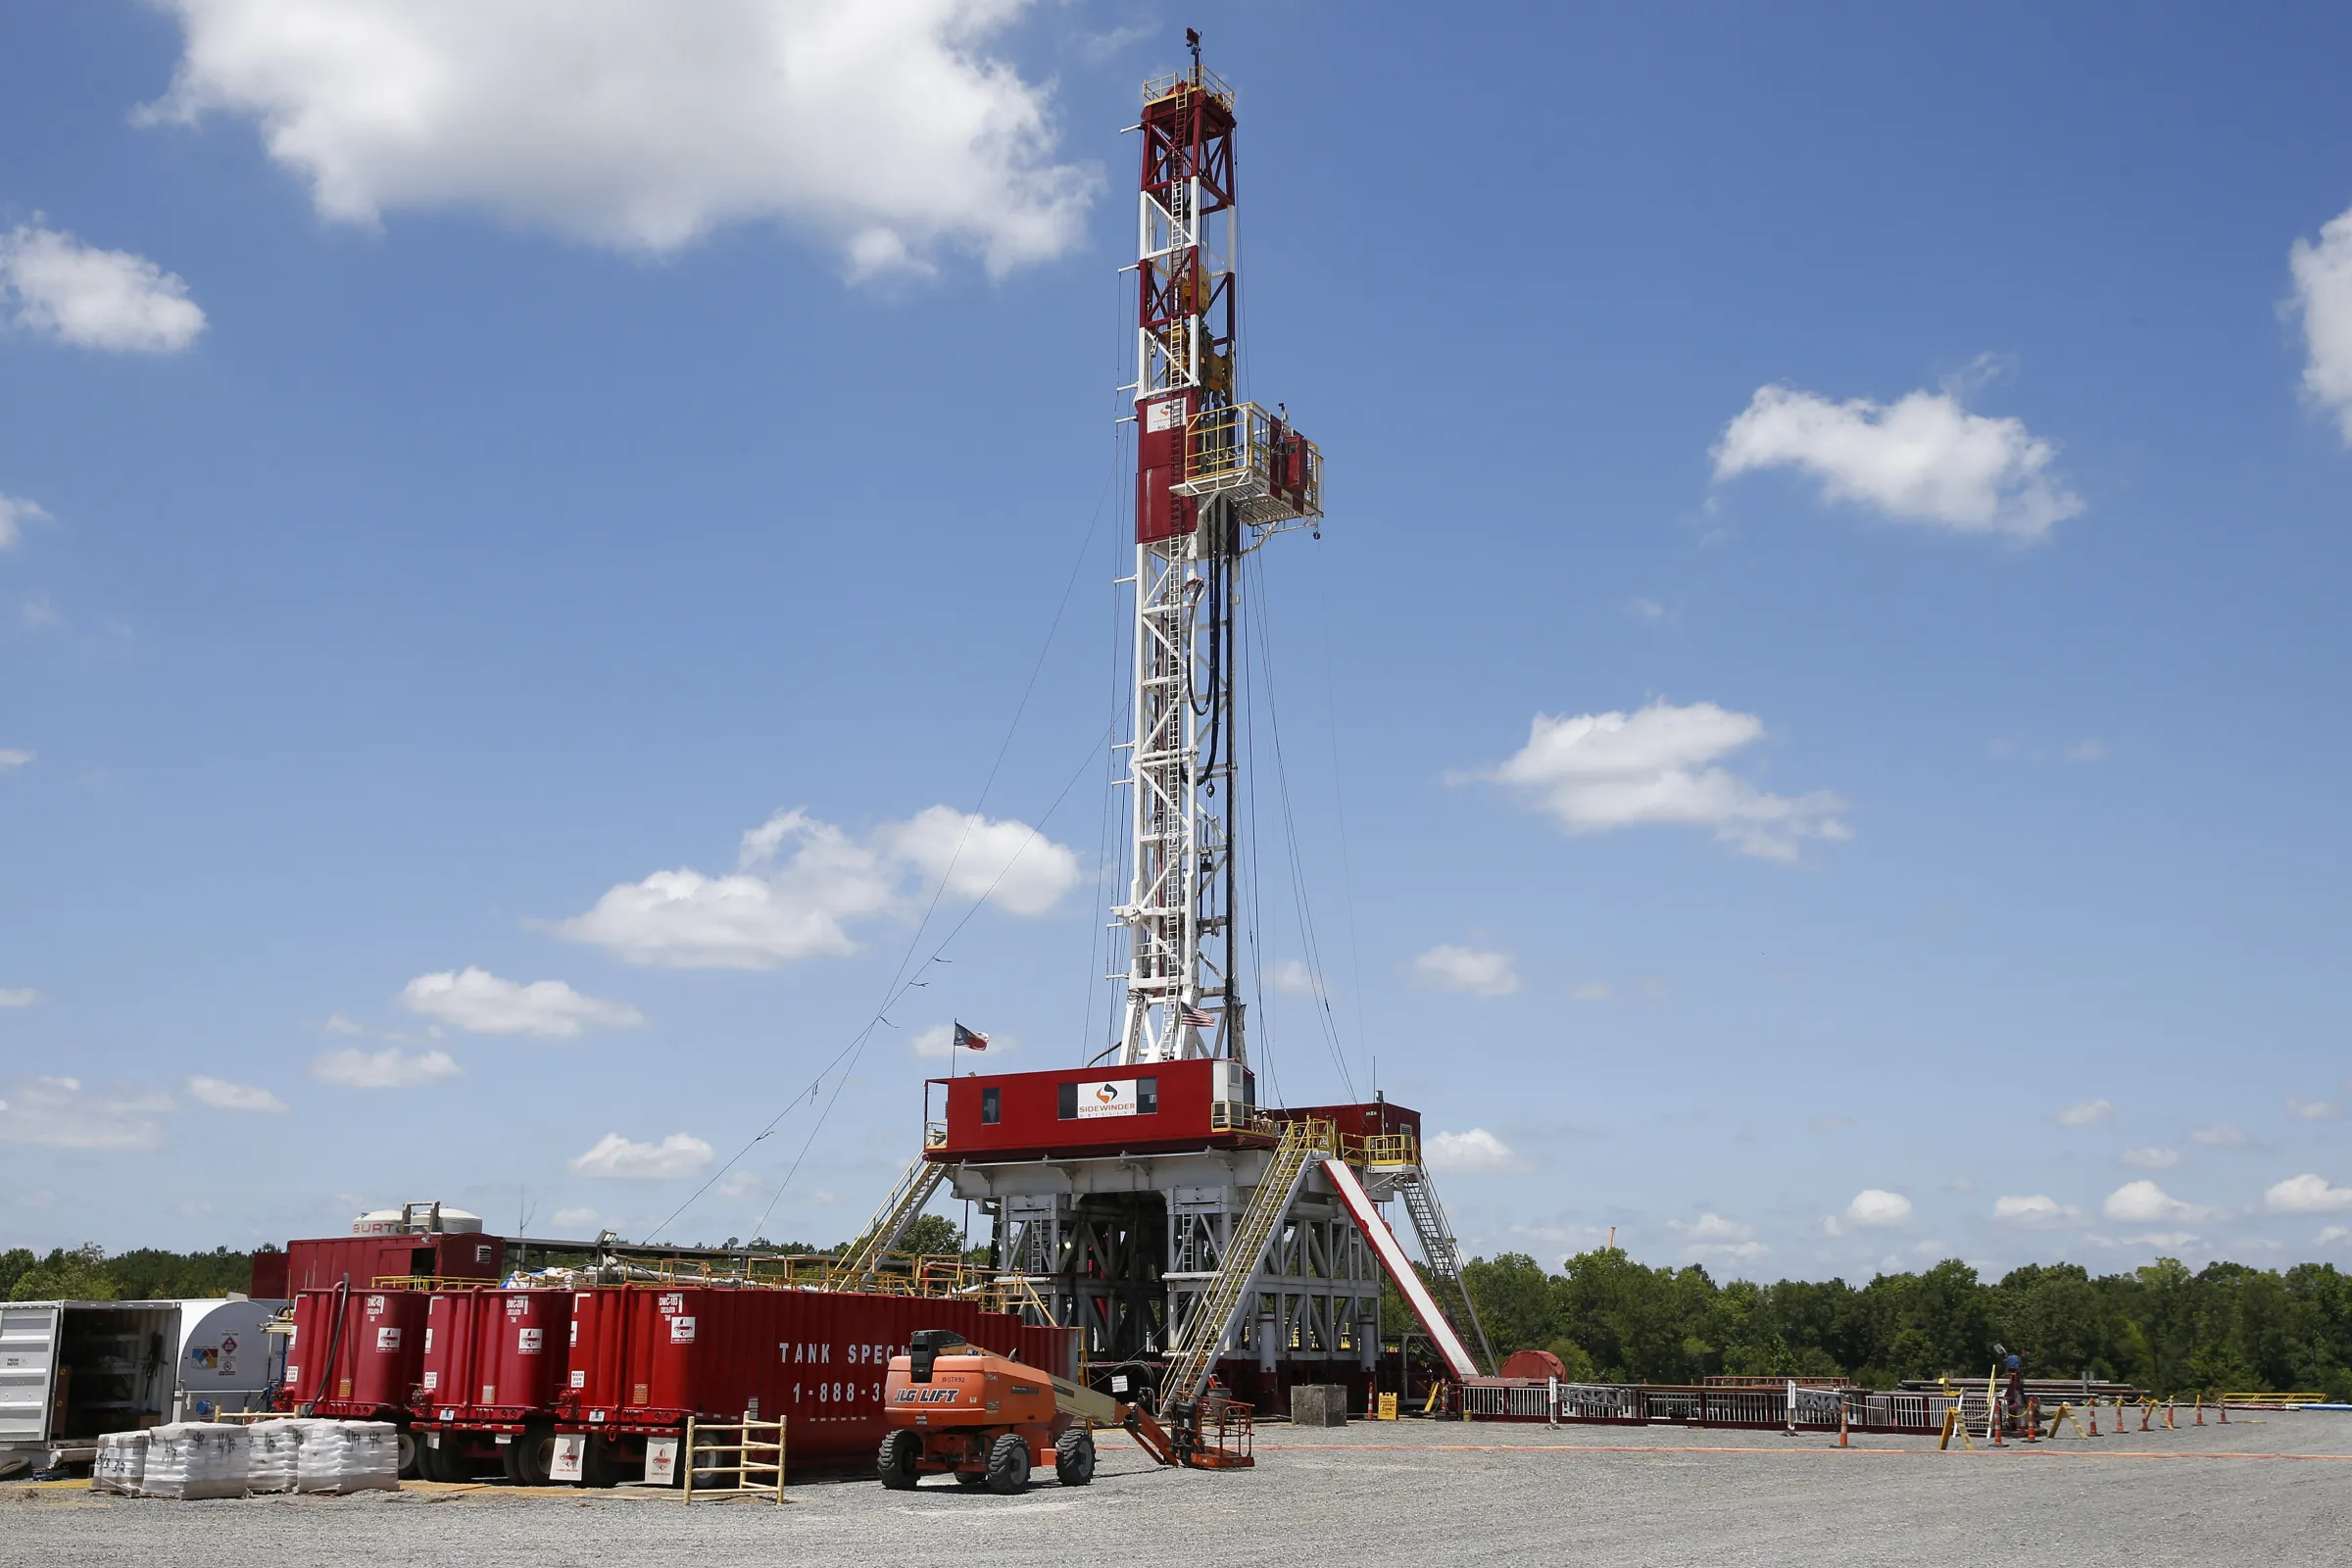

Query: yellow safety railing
[1143,66,1233,110]
[1351,1132,1421,1167]
[2222,1391,2327,1408]
[1177,403,1322,521]
[681,1415,786,1505]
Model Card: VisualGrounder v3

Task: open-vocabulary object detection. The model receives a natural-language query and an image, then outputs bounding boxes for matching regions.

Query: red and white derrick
[1118,52,1321,1068]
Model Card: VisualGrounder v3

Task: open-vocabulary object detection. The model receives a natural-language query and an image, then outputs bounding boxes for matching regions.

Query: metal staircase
[836,1152,949,1282]
[1396,1169,1496,1375]
[1158,1120,1327,1407]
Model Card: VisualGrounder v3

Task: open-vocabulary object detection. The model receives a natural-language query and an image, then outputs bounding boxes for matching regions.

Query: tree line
[21,1236,2352,1399]
[1449,1250,2352,1398]
[1,1244,268,1302]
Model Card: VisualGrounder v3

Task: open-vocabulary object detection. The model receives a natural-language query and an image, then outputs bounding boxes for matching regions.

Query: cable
[1247,548,1356,1101]
[645,442,1121,1248]
[747,723,1111,1244]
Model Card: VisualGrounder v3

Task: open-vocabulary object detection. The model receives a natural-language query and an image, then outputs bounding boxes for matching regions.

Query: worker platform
[866,1064,1492,1416]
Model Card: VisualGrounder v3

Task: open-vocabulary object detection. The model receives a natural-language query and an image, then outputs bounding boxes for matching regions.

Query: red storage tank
[283,1289,345,1406]
[479,1290,573,1417]
[418,1289,489,1417]
[350,1290,427,1409]
[564,1288,628,1411]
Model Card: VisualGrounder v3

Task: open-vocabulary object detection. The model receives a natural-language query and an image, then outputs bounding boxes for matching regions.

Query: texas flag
[953,1021,989,1052]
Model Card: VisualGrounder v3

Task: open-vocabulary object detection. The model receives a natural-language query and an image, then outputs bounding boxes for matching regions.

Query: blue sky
[4,2,2352,1284]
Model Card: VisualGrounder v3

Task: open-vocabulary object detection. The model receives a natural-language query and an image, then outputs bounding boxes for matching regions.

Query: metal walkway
[1395,1168,1495,1374]
[1322,1158,1483,1378]
[1157,1120,1324,1408]
[837,1152,948,1282]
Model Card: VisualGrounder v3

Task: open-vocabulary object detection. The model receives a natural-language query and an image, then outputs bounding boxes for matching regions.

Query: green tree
[9,1244,120,1301]
[895,1213,968,1257]
[1462,1252,1558,1356]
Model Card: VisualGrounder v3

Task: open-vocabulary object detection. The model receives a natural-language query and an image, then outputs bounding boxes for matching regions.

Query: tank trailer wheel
[1054,1429,1096,1487]
[984,1432,1030,1494]
[395,1427,422,1481]
[876,1430,922,1491]
[505,1424,558,1488]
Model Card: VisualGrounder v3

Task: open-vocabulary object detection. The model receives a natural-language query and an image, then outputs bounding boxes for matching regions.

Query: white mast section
[1112,63,1315,1071]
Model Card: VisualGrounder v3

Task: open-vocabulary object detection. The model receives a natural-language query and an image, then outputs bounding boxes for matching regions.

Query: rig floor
[5,1414,2343,1567]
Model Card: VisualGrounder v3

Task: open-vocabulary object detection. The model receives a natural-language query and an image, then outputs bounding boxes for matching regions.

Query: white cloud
[1266,959,1320,997]
[2264,1173,2352,1214]
[0,224,206,353]
[2290,205,2352,442]
[1668,1212,1767,1263]
[0,493,52,550]
[1410,945,1520,999]
[2103,1180,2221,1224]
[185,1075,288,1113]
[1840,1189,1913,1230]
[321,1012,364,1035]
[1424,1128,1527,1174]
[1712,382,2082,538]
[2065,739,2106,762]
[2056,1099,2115,1127]
[0,1076,174,1150]
[1569,981,1611,1002]
[569,1131,714,1179]
[2286,1097,2341,1121]
[2320,1225,2349,1245]
[871,805,1083,917]
[1481,700,1847,861]
[2120,1147,2183,1169]
[399,966,644,1039]
[0,987,37,1007]
[2191,1122,2254,1148]
[1628,597,1668,623]
[311,1044,462,1089]
[1992,1194,2082,1228]
[142,0,1096,277]
[561,806,1080,969]
[0,751,32,773]
[553,1206,600,1229]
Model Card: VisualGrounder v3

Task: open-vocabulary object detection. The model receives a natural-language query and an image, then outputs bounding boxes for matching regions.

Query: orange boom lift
[878,1330,1182,1494]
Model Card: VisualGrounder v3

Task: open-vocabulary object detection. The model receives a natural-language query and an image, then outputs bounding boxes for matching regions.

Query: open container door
[0,1303,64,1451]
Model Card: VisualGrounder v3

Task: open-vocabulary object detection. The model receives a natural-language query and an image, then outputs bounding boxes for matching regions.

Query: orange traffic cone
[1990,1404,2006,1446]
[1838,1407,1849,1448]
[2086,1401,2099,1437]
[2219,1400,2230,1424]
[2194,1395,2204,1426]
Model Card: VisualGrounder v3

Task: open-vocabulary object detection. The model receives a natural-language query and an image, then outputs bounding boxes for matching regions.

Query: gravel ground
[7,1413,2348,1567]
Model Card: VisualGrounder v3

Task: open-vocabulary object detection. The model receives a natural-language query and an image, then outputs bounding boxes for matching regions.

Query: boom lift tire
[984,1432,1030,1494]
[877,1430,922,1491]
[1054,1428,1096,1487]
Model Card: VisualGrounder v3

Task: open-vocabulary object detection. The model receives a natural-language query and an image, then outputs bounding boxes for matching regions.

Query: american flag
[1178,1004,1215,1029]
[953,1021,989,1052]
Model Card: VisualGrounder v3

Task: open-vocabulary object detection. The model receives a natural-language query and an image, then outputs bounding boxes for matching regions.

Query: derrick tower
[863,42,1494,1421]
[1116,47,1319,1070]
